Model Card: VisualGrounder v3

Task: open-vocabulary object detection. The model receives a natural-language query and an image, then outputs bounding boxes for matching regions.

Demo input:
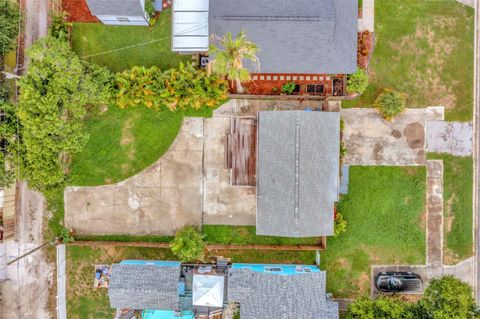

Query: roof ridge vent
[217,16,324,22]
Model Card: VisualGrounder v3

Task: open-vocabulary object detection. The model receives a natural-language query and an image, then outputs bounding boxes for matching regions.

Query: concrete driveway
[65,118,204,236]
[342,107,444,165]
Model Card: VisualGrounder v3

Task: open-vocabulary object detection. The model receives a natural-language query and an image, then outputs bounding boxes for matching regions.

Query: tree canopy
[17,36,112,191]
[346,276,478,319]
[209,31,258,93]
[170,226,205,263]
[0,0,20,55]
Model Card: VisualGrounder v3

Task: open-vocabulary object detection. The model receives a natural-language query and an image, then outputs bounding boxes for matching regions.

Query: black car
[375,272,423,293]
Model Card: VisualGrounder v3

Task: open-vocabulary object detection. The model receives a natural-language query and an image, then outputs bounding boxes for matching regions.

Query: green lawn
[344,0,474,121]
[71,9,191,72]
[427,154,473,264]
[202,225,322,246]
[321,166,426,298]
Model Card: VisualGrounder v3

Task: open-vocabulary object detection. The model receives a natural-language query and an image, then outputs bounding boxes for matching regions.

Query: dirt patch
[357,272,371,295]
[404,122,424,149]
[443,248,460,265]
[402,167,418,176]
[417,210,427,231]
[120,118,134,146]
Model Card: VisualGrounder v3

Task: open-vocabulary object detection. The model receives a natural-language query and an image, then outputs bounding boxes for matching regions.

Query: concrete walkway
[426,121,473,156]
[426,160,444,269]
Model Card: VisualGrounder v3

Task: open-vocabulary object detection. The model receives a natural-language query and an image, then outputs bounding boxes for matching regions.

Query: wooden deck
[1,184,16,241]
[226,118,257,187]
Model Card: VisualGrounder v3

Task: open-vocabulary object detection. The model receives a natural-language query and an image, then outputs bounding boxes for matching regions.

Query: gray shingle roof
[86,0,145,16]
[209,0,357,74]
[228,269,339,319]
[108,264,180,310]
[256,111,340,237]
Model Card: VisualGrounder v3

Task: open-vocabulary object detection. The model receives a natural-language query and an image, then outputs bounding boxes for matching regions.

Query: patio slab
[426,120,473,156]
[341,107,443,165]
[202,117,256,226]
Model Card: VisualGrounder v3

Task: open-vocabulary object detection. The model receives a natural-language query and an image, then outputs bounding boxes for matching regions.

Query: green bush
[115,63,228,111]
[0,0,20,54]
[282,82,296,95]
[170,226,205,263]
[50,12,72,41]
[375,89,406,121]
[418,276,477,319]
[334,211,347,237]
[347,69,369,94]
[145,0,155,17]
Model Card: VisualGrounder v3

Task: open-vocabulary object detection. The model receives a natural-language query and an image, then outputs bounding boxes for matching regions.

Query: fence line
[56,244,66,319]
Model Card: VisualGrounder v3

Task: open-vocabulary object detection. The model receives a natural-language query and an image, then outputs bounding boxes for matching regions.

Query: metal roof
[108,263,180,310]
[172,0,209,52]
[209,0,357,74]
[228,268,339,319]
[256,111,340,237]
[86,0,146,16]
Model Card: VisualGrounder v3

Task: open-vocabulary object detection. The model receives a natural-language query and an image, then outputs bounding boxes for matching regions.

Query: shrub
[334,211,347,237]
[347,69,369,94]
[49,12,72,41]
[282,82,296,95]
[418,276,477,319]
[346,297,413,319]
[0,0,20,54]
[170,226,205,262]
[115,63,228,111]
[272,87,278,94]
[145,0,155,17]
[375,89,406,121]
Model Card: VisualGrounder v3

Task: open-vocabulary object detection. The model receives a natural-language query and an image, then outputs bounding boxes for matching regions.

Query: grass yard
[344,0,474,121]
[202,225,322,246]
[321,166,426,298]
[71,9,191,72]
[427,154,473,264]
[67,245,176,319]
[68,105,214,186]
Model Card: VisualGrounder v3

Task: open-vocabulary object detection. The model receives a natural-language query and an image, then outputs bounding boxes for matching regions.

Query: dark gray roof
[108,264,180,310]
[228,269,339,319]
[256,111,340,237]
[86,0,145,16]
[209,0,357,74]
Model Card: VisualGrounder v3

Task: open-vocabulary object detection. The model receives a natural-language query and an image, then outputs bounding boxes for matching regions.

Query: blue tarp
[142,310,194,319]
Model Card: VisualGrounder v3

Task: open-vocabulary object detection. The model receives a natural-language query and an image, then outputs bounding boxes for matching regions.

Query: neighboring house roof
[228,268,339,319]
[108,263,180,310]
[209,0,357,74]
[86,0,146,16]
[256,111,340,237]
[172,0,209,52]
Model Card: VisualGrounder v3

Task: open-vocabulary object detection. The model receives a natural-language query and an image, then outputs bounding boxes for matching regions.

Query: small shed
[86,0,149,26]
[172,0,209,52]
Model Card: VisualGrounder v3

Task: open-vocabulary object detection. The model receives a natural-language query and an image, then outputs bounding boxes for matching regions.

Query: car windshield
[388,278,402,291]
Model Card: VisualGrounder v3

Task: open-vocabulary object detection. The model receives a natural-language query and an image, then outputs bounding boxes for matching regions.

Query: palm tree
[209,31,259,94]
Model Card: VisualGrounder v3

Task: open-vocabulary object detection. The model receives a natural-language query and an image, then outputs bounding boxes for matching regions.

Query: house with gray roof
[228,263,339,319]
[173,0,357,74]
[256,111,340,237]
[108,261,181,310]
[86,0,150,25]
